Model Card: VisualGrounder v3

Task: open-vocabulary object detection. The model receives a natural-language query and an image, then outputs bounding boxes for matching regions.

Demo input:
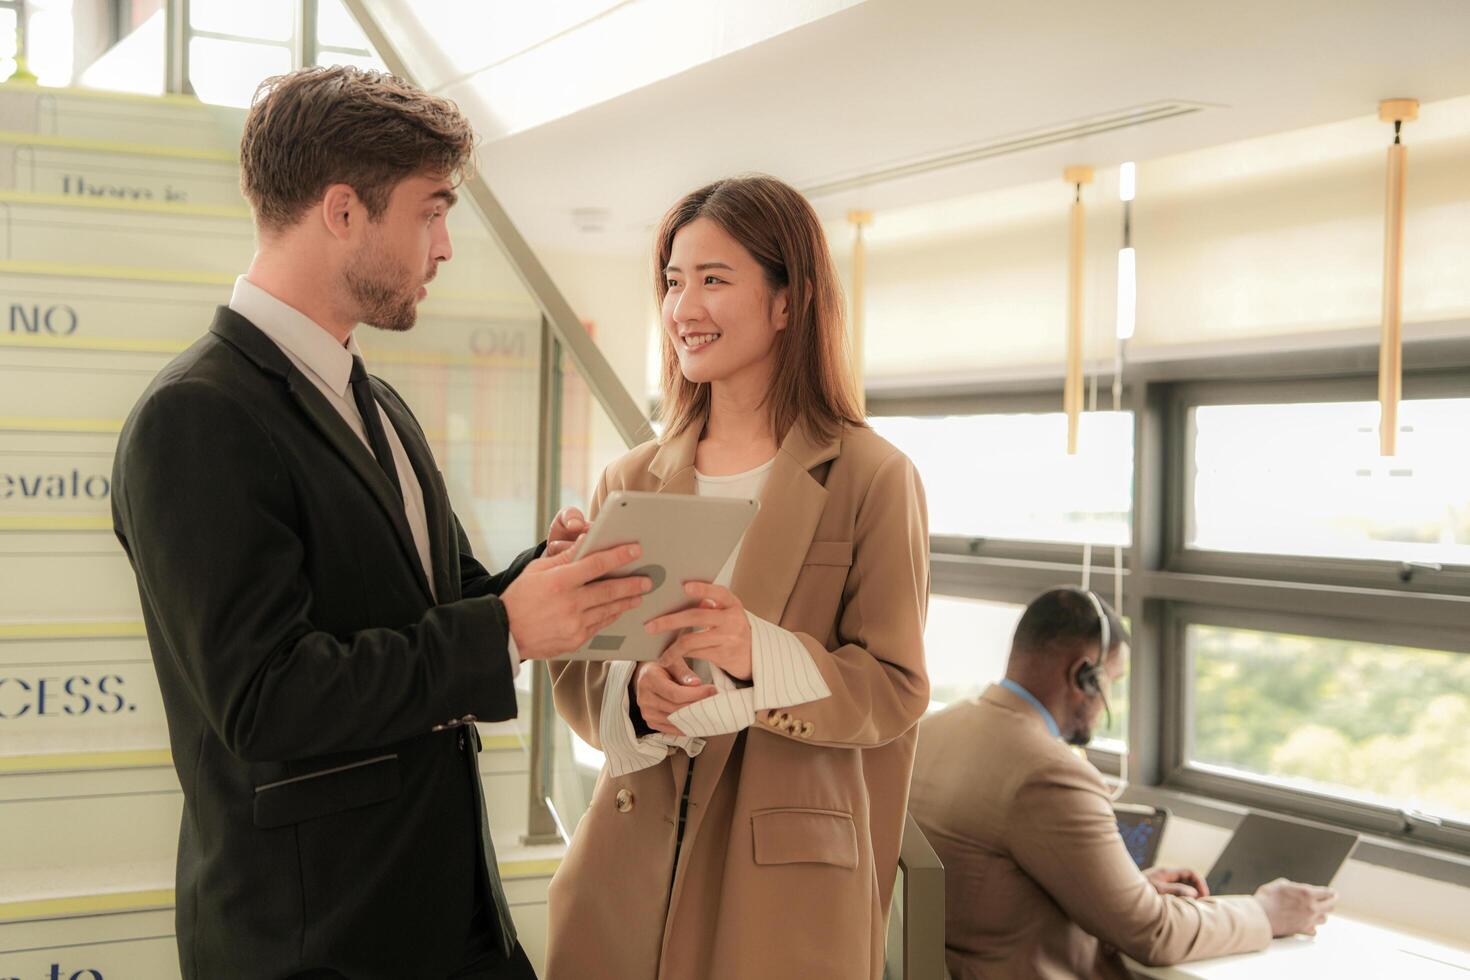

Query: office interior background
[0,0,1467,976]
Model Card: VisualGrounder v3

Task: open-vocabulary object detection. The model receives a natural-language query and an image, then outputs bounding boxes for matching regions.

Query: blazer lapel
[376,386,458,602]
[209,308,434,605]
[730,424,841,624]
[644,421,842,810]
[285,374,435,603]
[649,424,699,497]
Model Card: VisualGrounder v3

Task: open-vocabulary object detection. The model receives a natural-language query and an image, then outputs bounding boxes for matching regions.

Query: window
[188,35,292,107]
[1187,397,1470,566]
[923,595,1023,707]
[871,411,1133,547]
[181,0,385,107]
[1187,622,1470,824]
[190,0,293,41]
[315,0,387,72]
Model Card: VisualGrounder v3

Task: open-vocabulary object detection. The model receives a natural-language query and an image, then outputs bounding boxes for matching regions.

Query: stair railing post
[523,316,564,845]
[164,0,192,96]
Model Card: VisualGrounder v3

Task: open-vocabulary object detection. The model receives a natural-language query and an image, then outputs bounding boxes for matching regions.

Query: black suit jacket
[112,307,540,979]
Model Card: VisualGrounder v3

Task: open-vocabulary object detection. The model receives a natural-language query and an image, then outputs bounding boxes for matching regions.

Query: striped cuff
[668,613,831,738]
[748,612,830,711]
[596,615,831,776]
[598,659,705,777]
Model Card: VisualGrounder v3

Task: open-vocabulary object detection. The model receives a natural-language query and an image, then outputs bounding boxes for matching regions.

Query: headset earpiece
[1076,588,1110,698]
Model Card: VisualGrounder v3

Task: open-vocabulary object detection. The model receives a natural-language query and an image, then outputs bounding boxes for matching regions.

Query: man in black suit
[110,66,648,979]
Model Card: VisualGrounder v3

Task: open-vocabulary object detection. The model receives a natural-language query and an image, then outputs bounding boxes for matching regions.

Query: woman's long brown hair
[652,174,866,444]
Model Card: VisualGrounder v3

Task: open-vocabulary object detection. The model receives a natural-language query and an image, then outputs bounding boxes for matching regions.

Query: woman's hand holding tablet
[643,582,753,680]
[557,491,759,661]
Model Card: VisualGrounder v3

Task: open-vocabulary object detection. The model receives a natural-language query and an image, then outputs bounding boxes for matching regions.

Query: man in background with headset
[908,587,1335,979]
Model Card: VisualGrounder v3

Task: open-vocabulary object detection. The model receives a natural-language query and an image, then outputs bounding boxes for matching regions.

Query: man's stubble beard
[346,233,422,333]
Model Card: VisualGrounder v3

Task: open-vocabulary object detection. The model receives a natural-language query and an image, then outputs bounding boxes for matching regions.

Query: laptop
[1206,811,1358,895]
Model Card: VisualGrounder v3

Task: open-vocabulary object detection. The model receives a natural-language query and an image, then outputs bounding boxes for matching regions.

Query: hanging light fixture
[1116,162,1136,345]
[1377,98,1417,457]
[1064,165,1094,455]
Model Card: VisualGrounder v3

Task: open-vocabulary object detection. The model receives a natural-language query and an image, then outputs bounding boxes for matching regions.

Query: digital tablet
[1113,803,1170,870]
[557,490,759,662]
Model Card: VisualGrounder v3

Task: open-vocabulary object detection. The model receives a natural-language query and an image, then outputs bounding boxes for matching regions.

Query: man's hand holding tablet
[502,539,652,661]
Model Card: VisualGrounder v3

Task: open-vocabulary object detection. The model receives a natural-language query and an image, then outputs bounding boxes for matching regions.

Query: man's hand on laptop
[504,541,651,660]
[1145,867,1210,899]
[1254,878,1337,937]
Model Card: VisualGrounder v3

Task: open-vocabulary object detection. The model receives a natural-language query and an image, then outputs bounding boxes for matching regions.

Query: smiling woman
[652,176,862,450]
[547,174,930,980]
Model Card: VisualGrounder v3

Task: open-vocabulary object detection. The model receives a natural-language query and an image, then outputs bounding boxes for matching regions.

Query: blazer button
[800,721,815,738]
[615,788,635,813]
[785,719,801,735]
[765,711,783,728]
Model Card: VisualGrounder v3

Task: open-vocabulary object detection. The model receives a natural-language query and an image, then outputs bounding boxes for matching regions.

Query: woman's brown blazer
[546,421,930,980]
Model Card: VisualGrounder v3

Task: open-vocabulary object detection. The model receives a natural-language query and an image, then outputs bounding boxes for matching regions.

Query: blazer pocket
[751,807,859,869]
[253,753,401,829]
[803,540,852,567]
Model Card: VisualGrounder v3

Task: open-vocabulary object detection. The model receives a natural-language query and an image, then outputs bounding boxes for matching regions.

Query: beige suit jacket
[909,686,1272,980]
[545,422,930,980]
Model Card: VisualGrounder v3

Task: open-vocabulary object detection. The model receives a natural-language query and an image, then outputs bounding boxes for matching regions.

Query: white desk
[1127,915,1470,979]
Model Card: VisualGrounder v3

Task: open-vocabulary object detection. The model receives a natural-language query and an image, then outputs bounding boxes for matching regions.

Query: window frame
[870,385,1137,566]
[876,331,1470,875]
[1162,602,1470,855]
[1164,371,1470,597]
[178,0,381,94]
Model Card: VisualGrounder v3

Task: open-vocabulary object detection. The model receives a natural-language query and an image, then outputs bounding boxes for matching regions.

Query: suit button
[615,788,635,813]
[765,711,783,728]
[800,721,815,738]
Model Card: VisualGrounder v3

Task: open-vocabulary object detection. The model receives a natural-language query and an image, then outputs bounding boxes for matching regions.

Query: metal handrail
[523,318,565,845]
[164,0,192,96]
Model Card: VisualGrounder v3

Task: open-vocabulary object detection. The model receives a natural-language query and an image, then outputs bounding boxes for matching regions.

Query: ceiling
[378,0,1470,252]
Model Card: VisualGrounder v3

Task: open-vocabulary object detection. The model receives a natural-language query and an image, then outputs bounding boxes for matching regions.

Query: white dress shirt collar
[229,275,363,397]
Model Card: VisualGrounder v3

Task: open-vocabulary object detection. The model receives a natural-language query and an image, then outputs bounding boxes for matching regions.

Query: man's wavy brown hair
[239,65,475,231]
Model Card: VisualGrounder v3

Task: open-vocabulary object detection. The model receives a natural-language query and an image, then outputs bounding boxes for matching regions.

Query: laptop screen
[1206,812,1358,895]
